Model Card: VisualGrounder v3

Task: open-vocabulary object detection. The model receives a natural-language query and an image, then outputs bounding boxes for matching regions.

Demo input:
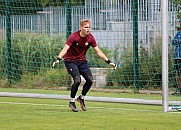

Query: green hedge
[0,33,66,86]
[1,33,175,90]
[0,32,112,88]
[106,37,176,89]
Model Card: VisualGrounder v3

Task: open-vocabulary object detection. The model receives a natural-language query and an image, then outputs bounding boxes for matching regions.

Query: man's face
[81,22,90,36]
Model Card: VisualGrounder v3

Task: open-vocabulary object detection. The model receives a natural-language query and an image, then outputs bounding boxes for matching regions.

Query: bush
[0,32,67,87]
[106,36,175,89]
[86,46,112,67]
[0,32,115,88]
[0,40,6,79]
[12,32,65,72]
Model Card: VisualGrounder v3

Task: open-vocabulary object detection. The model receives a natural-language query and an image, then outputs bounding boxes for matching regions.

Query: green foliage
[41,0,85,7]
[0,32,115,88]
[18,68,68,89]
[0,32,66,87]
[0,40,23,83]
[0,40,6,79]
[12,32,65,72]
[1,32,176,90]
[0,0,43,15]
[10,42,23,82]
[106,36,175,89]
[0,0,85,15]
[170,0,181,20]
[86,46,112,67]
[106,42,134,87]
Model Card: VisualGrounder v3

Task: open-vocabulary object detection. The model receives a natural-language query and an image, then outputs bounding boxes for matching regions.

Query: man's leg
[77,61,93,111]
[176,72,181,93]
[81,73,93,96]
[173,59,181,95]
[64,61,81,112]
[79,62,93,96]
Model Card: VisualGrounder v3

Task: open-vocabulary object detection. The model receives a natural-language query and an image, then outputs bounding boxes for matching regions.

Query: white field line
[0,101,159,112]
[0,92,180,106]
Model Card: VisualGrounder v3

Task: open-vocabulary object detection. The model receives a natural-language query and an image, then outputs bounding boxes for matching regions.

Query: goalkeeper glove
[105,60,117,70]
[51,57,61,68]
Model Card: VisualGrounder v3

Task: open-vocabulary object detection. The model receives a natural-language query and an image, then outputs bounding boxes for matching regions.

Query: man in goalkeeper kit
[52,19,117,112]
[172,20,181,95]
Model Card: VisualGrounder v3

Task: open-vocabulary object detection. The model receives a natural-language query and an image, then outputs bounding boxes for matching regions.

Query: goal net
[0,0,180,112]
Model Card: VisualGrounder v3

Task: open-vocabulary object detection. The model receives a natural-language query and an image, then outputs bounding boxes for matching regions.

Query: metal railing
[0,0,177,44]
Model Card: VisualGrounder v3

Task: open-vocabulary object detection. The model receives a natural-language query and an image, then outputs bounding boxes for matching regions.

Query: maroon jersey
[64,30,97,61]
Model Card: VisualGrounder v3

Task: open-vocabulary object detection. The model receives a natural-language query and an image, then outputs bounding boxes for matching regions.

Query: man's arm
[51,44,70,68]
[58,44,70,59]
[172,32,181,46]
[93,46,109,61]
[93,46,117,69]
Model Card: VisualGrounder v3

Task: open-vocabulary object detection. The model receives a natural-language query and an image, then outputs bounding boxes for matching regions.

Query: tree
[170,0,181,20]
[40,0,84,6]
[0,0,85,15]
[0,0,43,15]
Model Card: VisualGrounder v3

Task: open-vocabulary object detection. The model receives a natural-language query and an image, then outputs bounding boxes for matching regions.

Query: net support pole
[66,0,72,88]
[162,0,169,112]
[6,0,12,86]
[132,0,139,93]
[66,0,71,39]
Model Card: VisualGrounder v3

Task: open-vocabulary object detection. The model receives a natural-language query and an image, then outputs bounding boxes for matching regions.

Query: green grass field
[0,96,181,130]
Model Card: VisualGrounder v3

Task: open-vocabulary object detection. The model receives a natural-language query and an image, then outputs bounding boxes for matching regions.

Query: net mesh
[0,0,180,107]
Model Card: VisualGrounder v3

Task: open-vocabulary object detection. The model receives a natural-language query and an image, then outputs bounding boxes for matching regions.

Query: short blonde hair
[80,19,91,27]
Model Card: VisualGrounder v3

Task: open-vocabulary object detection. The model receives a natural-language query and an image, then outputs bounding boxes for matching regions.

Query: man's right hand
[51,57,61,68]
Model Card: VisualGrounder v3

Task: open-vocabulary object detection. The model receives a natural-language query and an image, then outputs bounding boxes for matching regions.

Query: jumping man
[51,19,117,112]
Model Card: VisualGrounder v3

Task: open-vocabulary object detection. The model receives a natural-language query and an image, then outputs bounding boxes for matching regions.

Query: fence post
[66,0,72,90]
[66,0,71,39]
[6,0,12,86]
[133,0,139,92]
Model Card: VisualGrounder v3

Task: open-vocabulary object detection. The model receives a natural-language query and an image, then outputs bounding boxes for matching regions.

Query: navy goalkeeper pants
[64,61,93,98]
